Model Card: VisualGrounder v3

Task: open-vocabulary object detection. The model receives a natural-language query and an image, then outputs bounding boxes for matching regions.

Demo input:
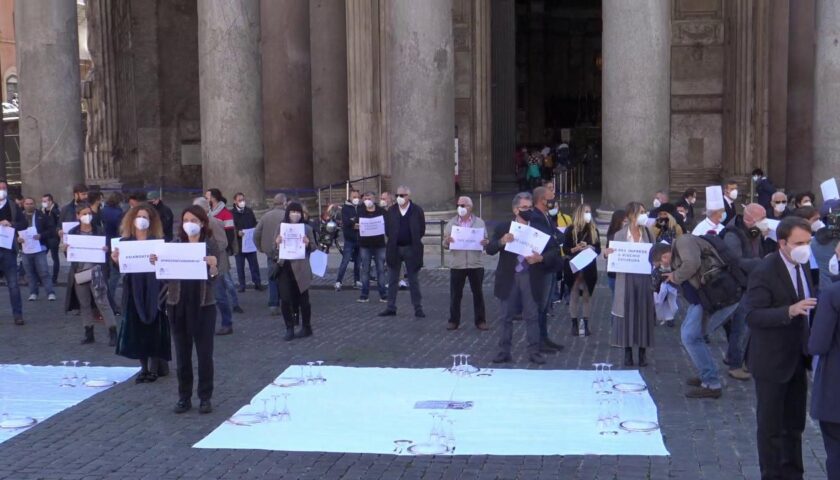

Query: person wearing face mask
[17,197,57,302]
[651,205,684,245]
[40,194,62,284]
[443,196,489,331]
[562,203,601,338]
[157,206,220,414]
[528,187,566,351]
[193,197,235,336]
[357,192,388,303]
[767,191,790,220]
[676,188,697,226]
[743,217,816,479]
[751,168,776,211]
[651,190,669,211]
[273,202,317,341]
[380,191,394,209]
[62,203,116,345]
[722,180,740,227]
[59,183,89,224]
[794,191,816,210]
[335,189,362,292]
[204,189,242,320]
[231,193,262,293]
[111,205,171,383]
[147,191,174,242]
[379,185,426,318]
[0,181,27,326]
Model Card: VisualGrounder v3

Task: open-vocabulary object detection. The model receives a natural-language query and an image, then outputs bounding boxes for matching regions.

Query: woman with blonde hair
[651,203,684,244]
[111,205,171,383]
[562,203,601,336]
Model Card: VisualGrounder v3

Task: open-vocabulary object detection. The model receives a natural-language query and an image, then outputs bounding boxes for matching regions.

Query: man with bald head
[443,196,489,330]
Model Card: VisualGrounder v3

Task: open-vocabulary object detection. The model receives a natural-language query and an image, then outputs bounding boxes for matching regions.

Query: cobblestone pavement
[0,268,828,480]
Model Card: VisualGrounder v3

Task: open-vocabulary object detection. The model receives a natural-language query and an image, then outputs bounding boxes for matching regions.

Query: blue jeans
[268,277,279,307]
[214,272,234,327]
[681,302,741,389]
[222,271,240,308]
[21,251,55,296]
[336,238,360,284]
[235,252,261,288]
[0,249,22,316]
[359,247,386,299]
[608,276,616,294]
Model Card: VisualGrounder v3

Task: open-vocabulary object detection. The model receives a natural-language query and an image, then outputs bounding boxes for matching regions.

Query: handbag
[74,268,93,285]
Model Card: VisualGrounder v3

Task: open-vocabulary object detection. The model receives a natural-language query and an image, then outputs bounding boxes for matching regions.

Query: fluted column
[15,0,84,201]
[346,0,379,179]
[601,0,670,209]
[812,0,840,199]
[198,0,264,202]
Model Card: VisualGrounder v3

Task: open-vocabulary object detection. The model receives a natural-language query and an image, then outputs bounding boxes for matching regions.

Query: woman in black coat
[562,203,601,336]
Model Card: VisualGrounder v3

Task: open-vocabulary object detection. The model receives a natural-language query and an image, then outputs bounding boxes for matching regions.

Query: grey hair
[457,196,473,207]
[193,197,211,213]
[532,187,549,204]
[273,193,287,207]
[397,185,411,195]
[363,191,377,198]
[512,192,532,208]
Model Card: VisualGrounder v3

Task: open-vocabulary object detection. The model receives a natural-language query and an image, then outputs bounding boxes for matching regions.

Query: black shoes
[233,306,244,314]
[296,326,313,339]
[492,352,512,364]
[174,399,192,414]
[415,309,426,318]
[81,326,95,344]
[108,326,117,347]
[283,327,295,341]
[13,316,24,326]
[624,347,634,367]
[199,400,213,414]
[638,347,648,367]
[215,326,233,336]
[581,318,591,336]
[254,284,265,292]
[570,318,579,336]
[543,338,564,351]
[377,309,397,317]
[685,386,722,399]
[529,353,546,365]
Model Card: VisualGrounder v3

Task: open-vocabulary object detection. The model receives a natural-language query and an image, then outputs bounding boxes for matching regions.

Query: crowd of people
[2,171,840,478]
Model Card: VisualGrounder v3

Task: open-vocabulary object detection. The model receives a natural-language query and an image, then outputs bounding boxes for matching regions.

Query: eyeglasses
[396,194,408,198]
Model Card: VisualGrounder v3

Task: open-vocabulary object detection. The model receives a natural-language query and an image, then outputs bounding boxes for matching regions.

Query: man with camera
[652,232,748,398]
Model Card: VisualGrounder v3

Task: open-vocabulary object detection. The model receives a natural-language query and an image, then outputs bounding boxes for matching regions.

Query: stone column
[785,0,815,193]
[601,0,670,209]
[346,0,379,180]
[490,0,516,183]
[197,0,264,203]
[261,0,313,190]
[15,0,84,201]
[310,0,348,187]
[811,0,840,199]
[386,0,455,209]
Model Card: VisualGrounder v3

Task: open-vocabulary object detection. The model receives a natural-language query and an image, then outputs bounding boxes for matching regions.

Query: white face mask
[288,212,302,223]
[237,201,246,209]
[364,199,374,209]
[812,220,826,232]
[183,222,201,237]
[830,255,839,276]
[134,217,150,231]
[0,189,6,201]
[755,219,770,232]
[636,213,649,227]
[728,189,739,201]
[688,197,696,205]
[379,200,387,208]
[396,196,407,207]
[652,199,661,209]
[774,202,787,213]
[802,201,813,207]
[351,198,360,206]
[548,208,559,216]
[583,212,592,223]
[80,214,93,225]
[752,175,760,182]
[41,202,49,210]
[457,206,469,217]
[789,244,812,265]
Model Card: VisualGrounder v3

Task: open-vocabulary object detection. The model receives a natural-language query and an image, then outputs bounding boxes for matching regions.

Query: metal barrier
[317,174,382,216]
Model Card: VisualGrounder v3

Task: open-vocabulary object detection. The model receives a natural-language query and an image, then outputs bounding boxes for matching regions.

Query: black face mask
[747,227,761,238]
[518,209,533,222]
[656,218,669,228]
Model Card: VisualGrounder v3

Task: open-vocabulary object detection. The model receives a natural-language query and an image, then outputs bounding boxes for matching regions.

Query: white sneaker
[334,282,342,292]
[354,281,363,289]
[357,297,369,303]
[48,293,56,301]
[28,294,37,301]
[399,279,409,288]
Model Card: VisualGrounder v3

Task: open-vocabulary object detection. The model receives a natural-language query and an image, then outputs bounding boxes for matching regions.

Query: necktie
[795,264,805,301]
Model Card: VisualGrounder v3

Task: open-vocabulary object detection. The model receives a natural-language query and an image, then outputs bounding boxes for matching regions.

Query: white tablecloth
[0,364,139,444]
[195,366,669,456]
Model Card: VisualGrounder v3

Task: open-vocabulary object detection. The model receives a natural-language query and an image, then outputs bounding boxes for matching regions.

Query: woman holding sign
[111,205,171,383]
[158,206,220,414]
[605,202,656,367]
[62,203,116,345]
[273,202,317,341]
[562,203,601,336]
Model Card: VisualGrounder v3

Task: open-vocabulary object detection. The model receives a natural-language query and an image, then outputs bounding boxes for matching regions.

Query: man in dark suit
[809,274,840,480]
[723,178,739,227]
[0,180,27,325]
[378,185,426,318]
[744,216,816,479]
[486,192,561,365]
[528,186,564,353]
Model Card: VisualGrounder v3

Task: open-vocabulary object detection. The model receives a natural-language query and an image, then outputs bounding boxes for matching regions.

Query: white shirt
[691,217,724,236]
[399,202,410,217]
[780,252,811,300]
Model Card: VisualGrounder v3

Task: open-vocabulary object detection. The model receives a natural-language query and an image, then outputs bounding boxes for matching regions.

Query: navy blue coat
[809,279,840,423]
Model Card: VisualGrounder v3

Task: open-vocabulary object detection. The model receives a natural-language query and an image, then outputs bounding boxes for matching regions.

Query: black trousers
[47,240,60,283]
[821,421,840,480]
[754,365,807,480]
[449,268,485,326]
[170,305,216,402]
[281,290,311,329]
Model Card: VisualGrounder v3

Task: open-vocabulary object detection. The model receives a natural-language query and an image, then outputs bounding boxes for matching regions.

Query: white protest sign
[110,237,121,251]
[821,178,839,201]
[0,225,14,250]
[66,234,107,263]
[278,223,306,260]
[570,247,598,273]
[450,226,485,251]
[766,218,781,241]
[20,227,42,254]
[118,240,164,274]
[359,216,385,237]
[607,241,653,274]
[62,221,79,243]
[309,249,328,277]
[155,242,207,280]
[504,222,550,257]
[241,228,257,253]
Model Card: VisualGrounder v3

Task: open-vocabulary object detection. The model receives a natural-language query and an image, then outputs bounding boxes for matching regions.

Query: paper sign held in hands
[155,242,207,280]
[65,234,107,263]
[241,228,257,253]
[504,222,550,257]
[20,227,42,254]
[278,223,306,260]
[450,226,485,251]
[606,241,653,274]
[821,178,839,201]
[118,240,164,274]
[359,216,385,237]
[309,249,328,277]
[569,247,598,273]
[0,225,14,250]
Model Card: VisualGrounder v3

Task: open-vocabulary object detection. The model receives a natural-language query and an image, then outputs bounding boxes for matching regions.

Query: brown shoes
[685,385,722,399]
[14,316,24,325]
[446,322,458,331]
[475,322,489,331]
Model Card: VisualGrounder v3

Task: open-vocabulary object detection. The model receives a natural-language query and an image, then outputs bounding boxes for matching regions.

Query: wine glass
[70,360,79,387]
[278,393,291,422]
[81,361,91,384]
[60,361,70,387]
[306,362,315,384]
[314,361,325,384]
[428,413,440,443]
[260,398,270,422]
[450,354,458,372]
[298,365,307,385]
[270,395,280,421]
[444,418,456,453]
[603,363,614,384]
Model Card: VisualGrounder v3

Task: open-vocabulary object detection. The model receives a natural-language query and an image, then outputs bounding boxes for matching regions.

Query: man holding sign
[17,197,57,302]
[0,180,26,325]
[486,192,562,365]
[357,192,388,303]
[443,196,488,331]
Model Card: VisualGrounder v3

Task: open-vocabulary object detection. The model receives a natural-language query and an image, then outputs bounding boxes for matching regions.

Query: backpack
[527,163,541,180]
[695,234,747,312]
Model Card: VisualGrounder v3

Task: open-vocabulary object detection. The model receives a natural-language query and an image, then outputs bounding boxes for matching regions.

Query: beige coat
[610,225,654,318]
[443,215,487,269]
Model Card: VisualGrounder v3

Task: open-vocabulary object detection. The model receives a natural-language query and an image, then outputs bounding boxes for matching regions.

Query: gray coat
[443,215,486,269]
[209,217,230,273]
[610,225,654,318]
[274,223,317,293]
[254,207,285,255]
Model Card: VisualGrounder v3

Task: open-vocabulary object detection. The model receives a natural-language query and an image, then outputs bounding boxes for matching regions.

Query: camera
[825,210,840,240]
[651,266,669,293]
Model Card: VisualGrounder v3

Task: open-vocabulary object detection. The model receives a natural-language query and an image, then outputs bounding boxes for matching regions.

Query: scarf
[209,201,227,218]
[124,237,162,324]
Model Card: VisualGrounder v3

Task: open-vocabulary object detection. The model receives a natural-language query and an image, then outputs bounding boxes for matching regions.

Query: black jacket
[341,202,360,243]
[60,200,82,224]
[232,205,257,252]
[23,210,57,248]
[809,279,840,423]
[723,199,737,226]
[756,178,776,211]
[0,200,26,252]
[744,253,813,383]
[486,220,562,303]
[721,216,777,274]
[384,202,425,270]
[562,224,601,294]
[153,201,175,243]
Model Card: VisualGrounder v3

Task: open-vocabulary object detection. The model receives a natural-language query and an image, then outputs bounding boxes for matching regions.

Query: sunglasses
[396,194,408,198]
[457,204,469,208]
[774,201,787,205]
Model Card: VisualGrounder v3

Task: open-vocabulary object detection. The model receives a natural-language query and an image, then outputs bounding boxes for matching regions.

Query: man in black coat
[744,216,816,479]
[486,191,562,365]
[0,181,27,325]
[59,183,89,224]
[527,186,564,353]
[752,168,776,211]
[231,192,262,292]
[378,185,426,318]
[148,190,174,242]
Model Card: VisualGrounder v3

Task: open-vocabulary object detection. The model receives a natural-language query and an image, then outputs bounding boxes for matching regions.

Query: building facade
[11,0,840,209]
